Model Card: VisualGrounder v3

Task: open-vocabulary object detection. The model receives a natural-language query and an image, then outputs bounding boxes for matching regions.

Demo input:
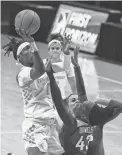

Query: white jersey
[44,55,74,99]
[17,56,74,120]
[17,66,56,119]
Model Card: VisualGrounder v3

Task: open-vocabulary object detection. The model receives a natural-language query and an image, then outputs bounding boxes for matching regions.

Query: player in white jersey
[45,39,76,98]
[3,29,64,155]
[47,33,77,98]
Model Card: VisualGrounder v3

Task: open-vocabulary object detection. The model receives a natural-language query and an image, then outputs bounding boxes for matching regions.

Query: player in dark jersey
[46,46,122,155]
[70,46,122,155]
[46,51,93,155]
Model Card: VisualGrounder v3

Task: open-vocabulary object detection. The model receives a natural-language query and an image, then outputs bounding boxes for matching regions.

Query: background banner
[49,4,109,53]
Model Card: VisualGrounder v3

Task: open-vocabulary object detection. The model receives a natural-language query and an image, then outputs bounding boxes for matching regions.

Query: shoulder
[83,101,96,110]
[18,67,31,78]
[17,67,33,87]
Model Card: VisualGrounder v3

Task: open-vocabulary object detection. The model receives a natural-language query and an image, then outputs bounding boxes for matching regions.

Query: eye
[51,47,55,50]
[56,47,60,50]
[71,98,77,102]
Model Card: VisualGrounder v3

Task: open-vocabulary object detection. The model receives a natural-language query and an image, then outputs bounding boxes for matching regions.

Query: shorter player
[45,45,122,155]
[47,33,77,98]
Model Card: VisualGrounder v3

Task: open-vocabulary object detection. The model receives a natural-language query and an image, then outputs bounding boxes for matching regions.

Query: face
[73,103,89,123]
[17,45,33,67]
[48,42,62,61]
[68,95,89,123]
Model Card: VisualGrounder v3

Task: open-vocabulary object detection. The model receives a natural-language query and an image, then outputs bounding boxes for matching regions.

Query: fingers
[15,28,34,43]
[64,34,72,45]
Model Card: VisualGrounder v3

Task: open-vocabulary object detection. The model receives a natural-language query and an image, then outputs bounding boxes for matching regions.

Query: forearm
[108,99,122,110]
[106,99,122,121]
[90,100,122,126]
[67,76,77,95]
[95,98,122,111]
[74,65,88,102]
[63,54,71,72]
[47,73,76,127]
[48,73,63,111]
[31,42,45,79]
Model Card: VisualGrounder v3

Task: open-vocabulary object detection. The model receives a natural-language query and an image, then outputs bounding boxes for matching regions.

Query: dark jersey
[60,121,93,155]
[47,65,122,155]
[87,103,118,155]
[60,102,119,155]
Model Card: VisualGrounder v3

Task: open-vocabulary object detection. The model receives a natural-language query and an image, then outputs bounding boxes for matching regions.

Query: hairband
[17,42,30,56]
[48,39,62,48]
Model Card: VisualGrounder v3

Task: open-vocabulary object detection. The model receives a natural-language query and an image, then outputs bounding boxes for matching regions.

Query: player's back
[60,121,93,155]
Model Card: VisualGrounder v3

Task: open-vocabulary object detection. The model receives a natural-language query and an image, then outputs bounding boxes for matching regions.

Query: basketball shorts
[22,118,64,155]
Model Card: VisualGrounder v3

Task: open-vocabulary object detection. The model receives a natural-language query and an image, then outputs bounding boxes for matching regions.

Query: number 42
[76,135,93,151]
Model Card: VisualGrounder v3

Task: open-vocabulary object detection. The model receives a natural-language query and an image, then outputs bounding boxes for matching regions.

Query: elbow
[32,68,45,80]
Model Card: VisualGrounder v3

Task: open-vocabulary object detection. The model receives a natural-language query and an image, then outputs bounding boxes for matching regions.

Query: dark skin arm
[45,59,77,133]
[71,46,88,102]
[71,46,122,126]
[16,28,45,80]
[89,100,122,126]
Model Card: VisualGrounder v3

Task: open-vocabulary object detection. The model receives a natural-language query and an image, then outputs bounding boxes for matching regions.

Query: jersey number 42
[76,135,93,151]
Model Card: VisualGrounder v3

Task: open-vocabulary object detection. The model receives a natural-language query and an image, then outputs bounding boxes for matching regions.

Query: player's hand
[63,34,72,55]
[15,28,34,42]
[71,46,80,67]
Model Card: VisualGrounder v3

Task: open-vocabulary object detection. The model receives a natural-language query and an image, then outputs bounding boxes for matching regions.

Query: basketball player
[46,33,77,98]
[45,45,122,155]
[3,30,64,155]
[46,36,77,99]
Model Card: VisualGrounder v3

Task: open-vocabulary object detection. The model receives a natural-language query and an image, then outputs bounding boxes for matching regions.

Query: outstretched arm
[89,98,122,126]
[63,36,77,95]
[71,46,88,102]
[46,59,77,130]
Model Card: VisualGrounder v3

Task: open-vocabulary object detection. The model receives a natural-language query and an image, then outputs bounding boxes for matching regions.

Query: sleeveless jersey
[17,57,74,119]
[60,121,93,155]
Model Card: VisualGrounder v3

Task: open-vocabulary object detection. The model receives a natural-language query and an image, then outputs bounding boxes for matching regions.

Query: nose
[54,48,58,53]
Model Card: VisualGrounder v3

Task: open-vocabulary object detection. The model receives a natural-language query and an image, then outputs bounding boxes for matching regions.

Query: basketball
[15,9,41,35]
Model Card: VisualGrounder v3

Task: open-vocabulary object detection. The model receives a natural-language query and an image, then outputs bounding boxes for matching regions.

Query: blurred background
[1,1,122,155]
[1,1,122,63]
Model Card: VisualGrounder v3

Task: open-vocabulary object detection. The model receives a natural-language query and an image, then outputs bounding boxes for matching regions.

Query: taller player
[2,30,64,155]
[45,45,122,155]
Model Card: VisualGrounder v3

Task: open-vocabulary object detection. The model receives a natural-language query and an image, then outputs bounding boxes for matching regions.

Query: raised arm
[30,39,45,79]
[71,46,88,102]
[62,35,77,95]
[96,98,122,123]
[46,59,77,130]
[16,29,45,80]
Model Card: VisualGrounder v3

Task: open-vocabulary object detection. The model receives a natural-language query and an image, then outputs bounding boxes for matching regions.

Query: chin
[26,62,33,67]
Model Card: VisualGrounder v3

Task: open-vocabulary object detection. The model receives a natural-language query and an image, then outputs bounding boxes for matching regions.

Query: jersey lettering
[75,134,93,152]
[76,136,85,151]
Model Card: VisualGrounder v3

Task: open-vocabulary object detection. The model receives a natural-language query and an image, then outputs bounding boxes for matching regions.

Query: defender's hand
[71,46,80,67]
[63,34,72,55]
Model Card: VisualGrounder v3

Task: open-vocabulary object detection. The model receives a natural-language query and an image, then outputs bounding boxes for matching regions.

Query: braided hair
[2,36,24,60]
